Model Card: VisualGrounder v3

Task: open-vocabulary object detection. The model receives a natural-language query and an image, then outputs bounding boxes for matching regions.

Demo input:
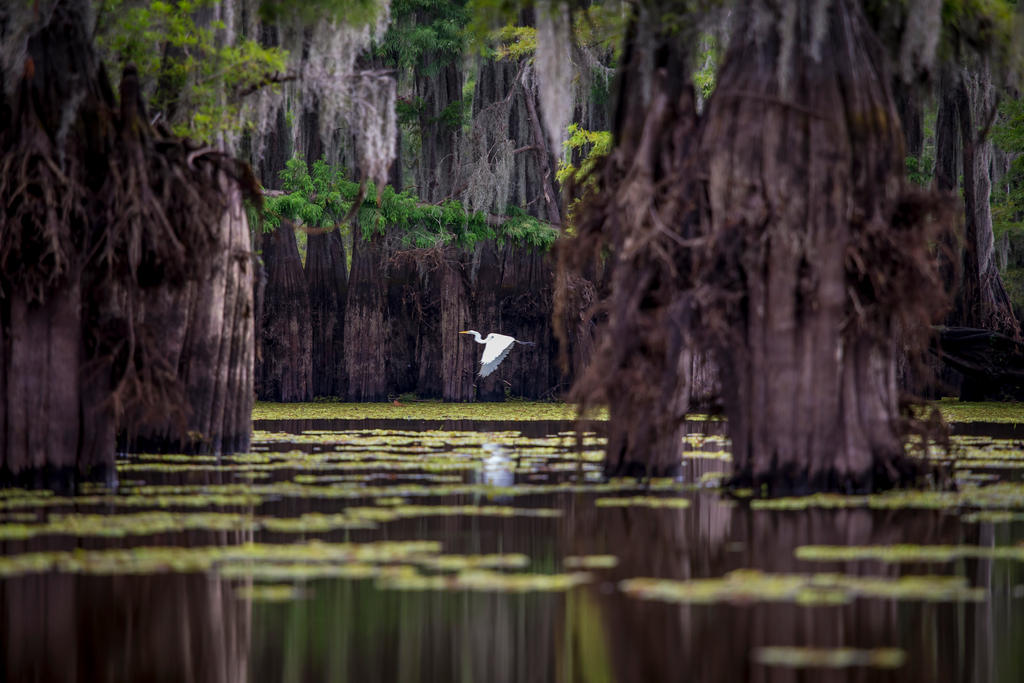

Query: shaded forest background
[3,0,1024,489]
[78,0,1024,406]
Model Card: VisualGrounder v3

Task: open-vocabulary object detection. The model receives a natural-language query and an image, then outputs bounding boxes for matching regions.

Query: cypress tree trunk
[471,242,507,400]
[493,245,558,399]
[415,61,463,202]
[256,224,312,401]
[1,0,256,480]
[441,253,476,401]
[387,251,421,396]
[955,59,1020,338]
[344,232,390,401]
[557,5,698,476]
[894,79,924,158]
[305,230,348,398]
[703,0,939,492]
[126,179,255,453]
[415,261,445,398]
[1,286,96,483]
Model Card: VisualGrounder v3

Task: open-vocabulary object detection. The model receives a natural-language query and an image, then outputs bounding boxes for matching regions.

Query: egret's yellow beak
[458,330,470,334]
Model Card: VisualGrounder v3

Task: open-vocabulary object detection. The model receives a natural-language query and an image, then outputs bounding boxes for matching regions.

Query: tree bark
[440,253,476,401]
[557,5,698,476]
[490,244,560,399]
[1,0,256,479]
[344,232,390,401]
[125,178,255,453]
[386,251,421,396]
[702,0,935,492]
[954,59,1020,338]
[470,243,507,400]
[894,78,924,158]
[414,261,445,398]
[305,230,348,398]
[256,224,312,401]
[415,61,463,202]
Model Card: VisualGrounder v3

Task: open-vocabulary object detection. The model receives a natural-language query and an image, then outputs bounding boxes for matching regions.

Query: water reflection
[2,418,1022,682]
[2,573,250,682]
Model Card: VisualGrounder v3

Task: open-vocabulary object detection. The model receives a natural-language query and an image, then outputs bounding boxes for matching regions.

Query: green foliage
[377,0,471,72]
[556,124,611,186]
[692,33,720,101]
[262,157,558,250]
[993,97,1024,229]
[905,154,935,187]
[95,0,287,141]
[492,24,537,60]
[259,0,383,25]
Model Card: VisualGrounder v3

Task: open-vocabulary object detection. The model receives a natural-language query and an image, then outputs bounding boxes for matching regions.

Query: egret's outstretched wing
[479,334,516,377]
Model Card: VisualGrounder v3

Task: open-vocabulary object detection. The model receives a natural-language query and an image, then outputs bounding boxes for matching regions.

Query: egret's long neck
[470,331,485,344]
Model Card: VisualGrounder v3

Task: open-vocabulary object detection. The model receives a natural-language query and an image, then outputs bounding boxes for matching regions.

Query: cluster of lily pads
[1,398,1022,635]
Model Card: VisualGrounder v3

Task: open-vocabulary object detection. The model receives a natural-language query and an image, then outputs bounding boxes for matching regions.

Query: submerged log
[256,224,312,402]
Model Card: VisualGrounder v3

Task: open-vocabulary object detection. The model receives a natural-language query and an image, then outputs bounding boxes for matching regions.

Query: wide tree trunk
[386,251,421,396]
[1,0,255,481]
[305,230,348,398]
[702,0,938,492]
[556,5,698,476]
[415,61,463,202]
[125,179,255,453]
[256,224,312,401]
[414,261,445,398]
[954,59,1020,338]
[344,232,390,401]
[469,58,562,223]
[490,244,560,399]
[470,243,507,400]
[440,253,477,401]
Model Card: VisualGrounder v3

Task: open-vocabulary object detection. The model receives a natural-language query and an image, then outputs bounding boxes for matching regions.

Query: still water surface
[2,417,1023,682]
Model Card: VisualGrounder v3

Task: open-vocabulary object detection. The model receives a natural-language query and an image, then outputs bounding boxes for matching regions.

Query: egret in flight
[459,330,534,377]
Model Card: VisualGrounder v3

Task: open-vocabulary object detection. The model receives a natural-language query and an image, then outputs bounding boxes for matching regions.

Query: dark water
[2,418,1023,682]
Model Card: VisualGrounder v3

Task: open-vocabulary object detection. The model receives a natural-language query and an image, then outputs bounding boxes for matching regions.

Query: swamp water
[2,402,1024,682]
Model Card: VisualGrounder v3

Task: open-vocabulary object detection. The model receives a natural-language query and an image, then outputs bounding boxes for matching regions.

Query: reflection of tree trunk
[2,573,251,682]
[344,233,389,401]
[257,224,312,401]
[571,500,969,683]
[305,230,348,398]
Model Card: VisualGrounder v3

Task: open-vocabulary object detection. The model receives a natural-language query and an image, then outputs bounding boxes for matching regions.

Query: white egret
[459,330,534,377]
